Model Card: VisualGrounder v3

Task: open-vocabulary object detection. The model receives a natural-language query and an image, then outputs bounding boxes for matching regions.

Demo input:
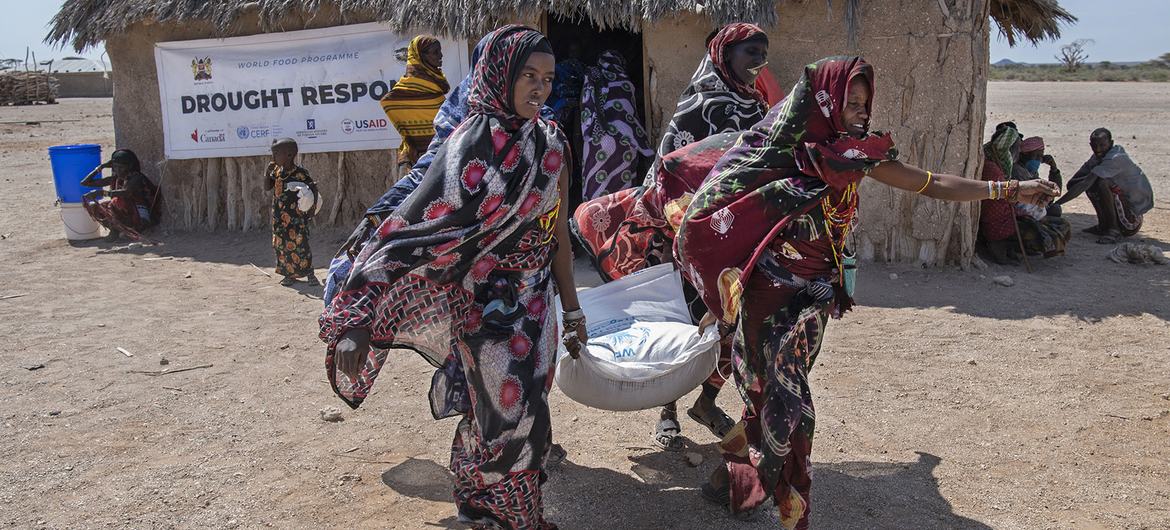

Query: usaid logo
[341,117,388,134]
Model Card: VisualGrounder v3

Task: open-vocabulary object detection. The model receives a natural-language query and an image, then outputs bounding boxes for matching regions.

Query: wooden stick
[1013,217,1034,274]
[142,257,173,261]
[0,293,28,300]
[116,347,134,357]
[331,453,397,464]
[128,364,214,377]
[0,119,81,124]
[249,263,273,278]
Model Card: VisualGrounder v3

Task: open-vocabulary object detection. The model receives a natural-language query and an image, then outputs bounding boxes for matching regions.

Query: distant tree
[1155,52,1170,68]
[1098,61,1113,69]
[1055,39,1093,72]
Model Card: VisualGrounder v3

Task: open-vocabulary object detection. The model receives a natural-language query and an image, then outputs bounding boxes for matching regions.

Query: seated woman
[979,123,1071,264]
[1017,135,1063,216]
[674,56,1057,526]
[80,149,160,241]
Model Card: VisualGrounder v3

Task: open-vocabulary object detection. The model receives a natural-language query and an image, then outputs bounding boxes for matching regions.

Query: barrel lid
[48,144,101,152]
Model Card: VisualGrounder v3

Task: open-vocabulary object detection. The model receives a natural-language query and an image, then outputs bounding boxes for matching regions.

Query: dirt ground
[1,81,1167,530]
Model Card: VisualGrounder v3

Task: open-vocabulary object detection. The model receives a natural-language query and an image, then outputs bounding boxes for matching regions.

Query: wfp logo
[236,126,249,139]
[341,117,388,134]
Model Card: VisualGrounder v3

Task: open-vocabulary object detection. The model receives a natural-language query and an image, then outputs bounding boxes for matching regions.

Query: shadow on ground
[379,451,989,529]
[64,227,349,270]
[859,212,1168,322]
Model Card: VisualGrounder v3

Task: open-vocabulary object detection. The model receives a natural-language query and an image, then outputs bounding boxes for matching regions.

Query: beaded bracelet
[1005,180,1021,202]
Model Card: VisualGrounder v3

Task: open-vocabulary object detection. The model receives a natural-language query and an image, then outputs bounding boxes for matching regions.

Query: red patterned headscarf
[467,25,553,129]
[708,23,769,105]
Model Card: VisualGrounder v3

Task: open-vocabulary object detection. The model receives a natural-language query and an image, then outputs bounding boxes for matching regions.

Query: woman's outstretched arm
[869,160,1058,206]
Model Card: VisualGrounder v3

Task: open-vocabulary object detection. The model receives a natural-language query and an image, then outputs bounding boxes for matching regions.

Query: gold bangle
[916,171,932,194]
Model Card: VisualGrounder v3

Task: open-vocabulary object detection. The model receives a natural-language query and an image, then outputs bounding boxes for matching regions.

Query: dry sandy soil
[1,81,1168,530]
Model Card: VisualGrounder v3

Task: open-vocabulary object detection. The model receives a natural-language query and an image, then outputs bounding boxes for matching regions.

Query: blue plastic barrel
[48,144,102,203]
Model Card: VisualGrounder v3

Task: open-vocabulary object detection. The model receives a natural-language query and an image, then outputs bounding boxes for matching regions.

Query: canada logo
[191,56,212,81]
[191,129,198,142]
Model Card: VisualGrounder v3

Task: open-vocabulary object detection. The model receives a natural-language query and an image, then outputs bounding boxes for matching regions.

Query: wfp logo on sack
[594,326,651,360]
[341,118,389,134]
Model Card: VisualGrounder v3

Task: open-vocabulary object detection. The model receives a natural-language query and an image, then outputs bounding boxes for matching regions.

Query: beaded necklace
[820,182,859,286]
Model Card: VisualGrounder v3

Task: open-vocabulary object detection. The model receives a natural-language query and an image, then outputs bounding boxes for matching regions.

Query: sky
[1,1,108,66]
[990,0,1167,63]
[2,0,1168,67]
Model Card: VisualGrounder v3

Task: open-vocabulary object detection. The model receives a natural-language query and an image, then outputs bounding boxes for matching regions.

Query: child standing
[264,138,320,287]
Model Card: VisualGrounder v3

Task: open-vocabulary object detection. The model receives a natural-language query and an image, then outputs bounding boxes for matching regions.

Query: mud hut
[48,0,1072,265]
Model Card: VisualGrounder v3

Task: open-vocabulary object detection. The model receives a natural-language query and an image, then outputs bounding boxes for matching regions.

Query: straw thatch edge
[47,0,1073,52]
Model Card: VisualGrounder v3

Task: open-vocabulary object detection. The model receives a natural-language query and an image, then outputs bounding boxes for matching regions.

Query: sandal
[700,481,762,521]
[687,405,736,439]
[700,481,730,506]
[306,275,321,287]
[1096,230,1122,245]
[654,415,685,452]
[1082,224,1105,235]
[547,443,568,469]
[280,276,296,286]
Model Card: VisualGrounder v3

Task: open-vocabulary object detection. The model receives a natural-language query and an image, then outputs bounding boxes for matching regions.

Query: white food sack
[285,181,317,214]
[555,264,720,411]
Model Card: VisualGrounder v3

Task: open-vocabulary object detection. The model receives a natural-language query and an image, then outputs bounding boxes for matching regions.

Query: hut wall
[55,71,114,98]
[643,0,990,266]
[106,9,536,231]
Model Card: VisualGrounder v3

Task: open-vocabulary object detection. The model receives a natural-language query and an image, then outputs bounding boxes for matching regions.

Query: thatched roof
[47,0,1073,52]
[990,0,1075,46]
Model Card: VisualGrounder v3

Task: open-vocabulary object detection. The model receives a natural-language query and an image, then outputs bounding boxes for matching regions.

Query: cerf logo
[191,56,212,81]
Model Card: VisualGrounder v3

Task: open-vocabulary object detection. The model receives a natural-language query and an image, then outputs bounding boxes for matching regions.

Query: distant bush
[989,64,1169,82]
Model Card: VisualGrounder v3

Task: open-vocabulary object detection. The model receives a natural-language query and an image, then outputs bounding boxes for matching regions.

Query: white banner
[154,23,468,159]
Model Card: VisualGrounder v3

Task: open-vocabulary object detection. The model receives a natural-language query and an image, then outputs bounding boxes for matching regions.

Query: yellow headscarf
[382,36,450,167]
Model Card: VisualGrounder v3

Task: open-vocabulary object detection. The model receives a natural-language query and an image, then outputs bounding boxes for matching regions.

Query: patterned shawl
[675,56,897,324]
[381,36,451,166]
[980,124,1022,241]
[648,23,769,183]
[580,51,654,201]
[321,26,566,409]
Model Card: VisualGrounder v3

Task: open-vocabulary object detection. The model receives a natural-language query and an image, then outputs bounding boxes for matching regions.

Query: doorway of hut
[544,15,650,216]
